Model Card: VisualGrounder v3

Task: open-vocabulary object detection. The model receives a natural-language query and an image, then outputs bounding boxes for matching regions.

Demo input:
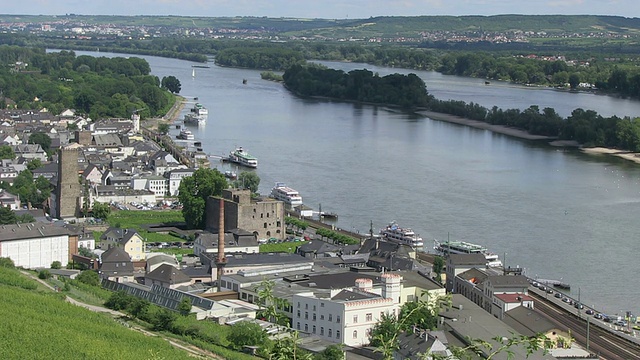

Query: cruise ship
[379,221,424,248]
[190,103,208,117]
[184,113,206,125]
[434,239,503,267]
[270,182,303,206]
[227,147,258,168]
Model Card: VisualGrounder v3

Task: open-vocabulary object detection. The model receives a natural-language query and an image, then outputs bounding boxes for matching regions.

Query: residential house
[99,247,134,283]
[445,253,487,292]
[193,229,259,256]
[82,164,103,186]
[145,263,192,289]
[100,227,146,261]
[12,144,47,162]
[131,175,167,198]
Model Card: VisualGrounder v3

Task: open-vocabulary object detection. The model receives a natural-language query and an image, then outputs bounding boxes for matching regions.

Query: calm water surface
[76,51,640,316]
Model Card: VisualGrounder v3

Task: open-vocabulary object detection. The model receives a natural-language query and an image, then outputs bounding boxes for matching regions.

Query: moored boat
[434,239,503,267]
[270,182,303,206]
[184,113,206,125]
[379,221,424,248]
[177,129,195,140]
[191,103,208,116]
[224,170,237,180]
[226,147,258,168]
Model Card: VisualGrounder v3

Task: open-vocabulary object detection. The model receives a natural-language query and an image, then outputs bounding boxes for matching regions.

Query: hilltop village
[0,102,622,359]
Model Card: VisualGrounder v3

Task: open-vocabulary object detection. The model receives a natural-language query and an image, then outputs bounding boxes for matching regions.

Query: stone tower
[56,147,81,219]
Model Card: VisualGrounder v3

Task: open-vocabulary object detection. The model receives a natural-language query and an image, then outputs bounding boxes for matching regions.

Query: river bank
[416,110,553,141]
[581,147,640,165]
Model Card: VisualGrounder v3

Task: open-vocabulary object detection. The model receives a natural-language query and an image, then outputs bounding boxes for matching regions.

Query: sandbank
[581,147,640,165]
[417,110,553,141]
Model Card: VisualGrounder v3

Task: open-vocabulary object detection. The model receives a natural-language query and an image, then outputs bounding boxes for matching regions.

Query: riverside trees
[177,168,228,229]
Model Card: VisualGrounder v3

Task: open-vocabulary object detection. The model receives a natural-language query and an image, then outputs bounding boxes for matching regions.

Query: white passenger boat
[270,182,303,206]
[379,221,424,248]
[434,239,503,267]
[177,129,195,140]
[190,103,208,116]
[227,147,258,168]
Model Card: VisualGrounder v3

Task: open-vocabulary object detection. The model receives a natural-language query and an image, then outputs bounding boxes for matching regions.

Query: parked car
[585,309,595,315]
[546,288,554,294]
[614,320,627,327]
[554,293,562,298]
[594,313,604,319]
[574,303,584,309]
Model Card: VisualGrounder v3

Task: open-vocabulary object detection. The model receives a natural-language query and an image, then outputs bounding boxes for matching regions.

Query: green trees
[161,75,182,94]
[235,171,260,194]
[227,321,268,350]
[177,168,228,229]
[50,261,62,269]
[177,297,192,316]
[0,145,15,159]
[11,169,51,208]
[256,279,290,326]
[283,64,432,108]
[92,202,111,220]
[315,345,344,360]
[216,47,305,71]
[76,270,100,286]
[28,133,52,154]
[157,122,170,135]
[0,206,16,225]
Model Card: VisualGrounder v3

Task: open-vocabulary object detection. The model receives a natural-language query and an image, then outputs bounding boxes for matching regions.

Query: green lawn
[107,210,185,229]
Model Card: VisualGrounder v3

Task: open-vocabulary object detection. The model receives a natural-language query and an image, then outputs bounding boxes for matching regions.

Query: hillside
[0,267,196,360]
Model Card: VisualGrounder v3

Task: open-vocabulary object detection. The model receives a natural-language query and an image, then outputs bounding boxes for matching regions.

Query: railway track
[531,292,640,359]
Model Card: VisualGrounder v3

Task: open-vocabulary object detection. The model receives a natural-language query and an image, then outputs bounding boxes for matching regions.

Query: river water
[74,50,640,316]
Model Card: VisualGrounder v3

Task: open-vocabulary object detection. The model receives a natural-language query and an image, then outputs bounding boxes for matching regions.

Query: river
[73,50,640,316]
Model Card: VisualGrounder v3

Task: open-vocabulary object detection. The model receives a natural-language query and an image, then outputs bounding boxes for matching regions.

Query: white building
[131,176,168,198]
[292,273,402,347]
[0,223,70,268]
[166,168,195,196]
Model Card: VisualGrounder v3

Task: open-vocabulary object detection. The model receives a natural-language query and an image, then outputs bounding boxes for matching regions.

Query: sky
[6,0,640,19]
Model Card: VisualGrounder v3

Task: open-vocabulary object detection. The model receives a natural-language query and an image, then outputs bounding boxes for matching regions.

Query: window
[313,305,316,311]
[320,303,324,307]
[305,304,308,310]
[320,315,325,320]
[313,325,316,334]
[337,315,341,323]
[297,310,300,317]
[328,314,332,322]
[336,330,340,339]
[297,322,300,330]
[304,324,308,332]
[305,312,308,320]
[353,315,358,323]
[320,327,324,336]
[328,329,332,337]
[313,313,316,321]
[353,330,358,339]
[366,313,372,322]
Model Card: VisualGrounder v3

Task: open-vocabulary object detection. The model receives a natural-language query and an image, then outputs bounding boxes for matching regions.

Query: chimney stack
[215,197,227,291]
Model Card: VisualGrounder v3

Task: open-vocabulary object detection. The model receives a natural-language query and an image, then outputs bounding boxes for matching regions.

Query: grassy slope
[0,269,194,360]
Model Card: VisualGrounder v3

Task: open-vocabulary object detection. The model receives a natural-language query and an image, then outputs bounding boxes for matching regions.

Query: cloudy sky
[7,0,640,19]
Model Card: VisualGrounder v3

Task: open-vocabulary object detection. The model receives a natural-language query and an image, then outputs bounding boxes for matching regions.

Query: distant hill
[2,14,640,37]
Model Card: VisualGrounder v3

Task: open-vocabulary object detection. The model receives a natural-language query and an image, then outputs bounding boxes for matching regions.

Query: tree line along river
[75,50,640,317]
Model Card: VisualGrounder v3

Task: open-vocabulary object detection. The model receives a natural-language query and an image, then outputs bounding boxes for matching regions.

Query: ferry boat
[190,103,208,117]
[224,170,237,180]
[434,239,503,267]
[270,182,303,206]
[177,129,195,140]
[379,221,424,248]
[184,113,206,125]
[227,147,258,168]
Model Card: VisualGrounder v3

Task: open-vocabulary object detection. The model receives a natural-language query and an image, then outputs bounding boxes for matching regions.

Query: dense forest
[0,46,174,119]
[283,64,433,108]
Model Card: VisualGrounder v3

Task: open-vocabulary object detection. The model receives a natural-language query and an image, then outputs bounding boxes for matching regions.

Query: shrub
[51,261,62,269]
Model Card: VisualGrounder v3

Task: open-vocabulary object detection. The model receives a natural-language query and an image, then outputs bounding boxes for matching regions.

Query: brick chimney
[215,197,227,291]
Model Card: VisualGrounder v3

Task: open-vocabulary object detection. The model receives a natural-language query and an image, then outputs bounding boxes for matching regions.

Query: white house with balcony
[291,273,402,347]
[166,168,195,196]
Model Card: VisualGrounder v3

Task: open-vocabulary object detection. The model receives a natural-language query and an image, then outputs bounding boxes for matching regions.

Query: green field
[97,210,188,244]
[0,268,195,360]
